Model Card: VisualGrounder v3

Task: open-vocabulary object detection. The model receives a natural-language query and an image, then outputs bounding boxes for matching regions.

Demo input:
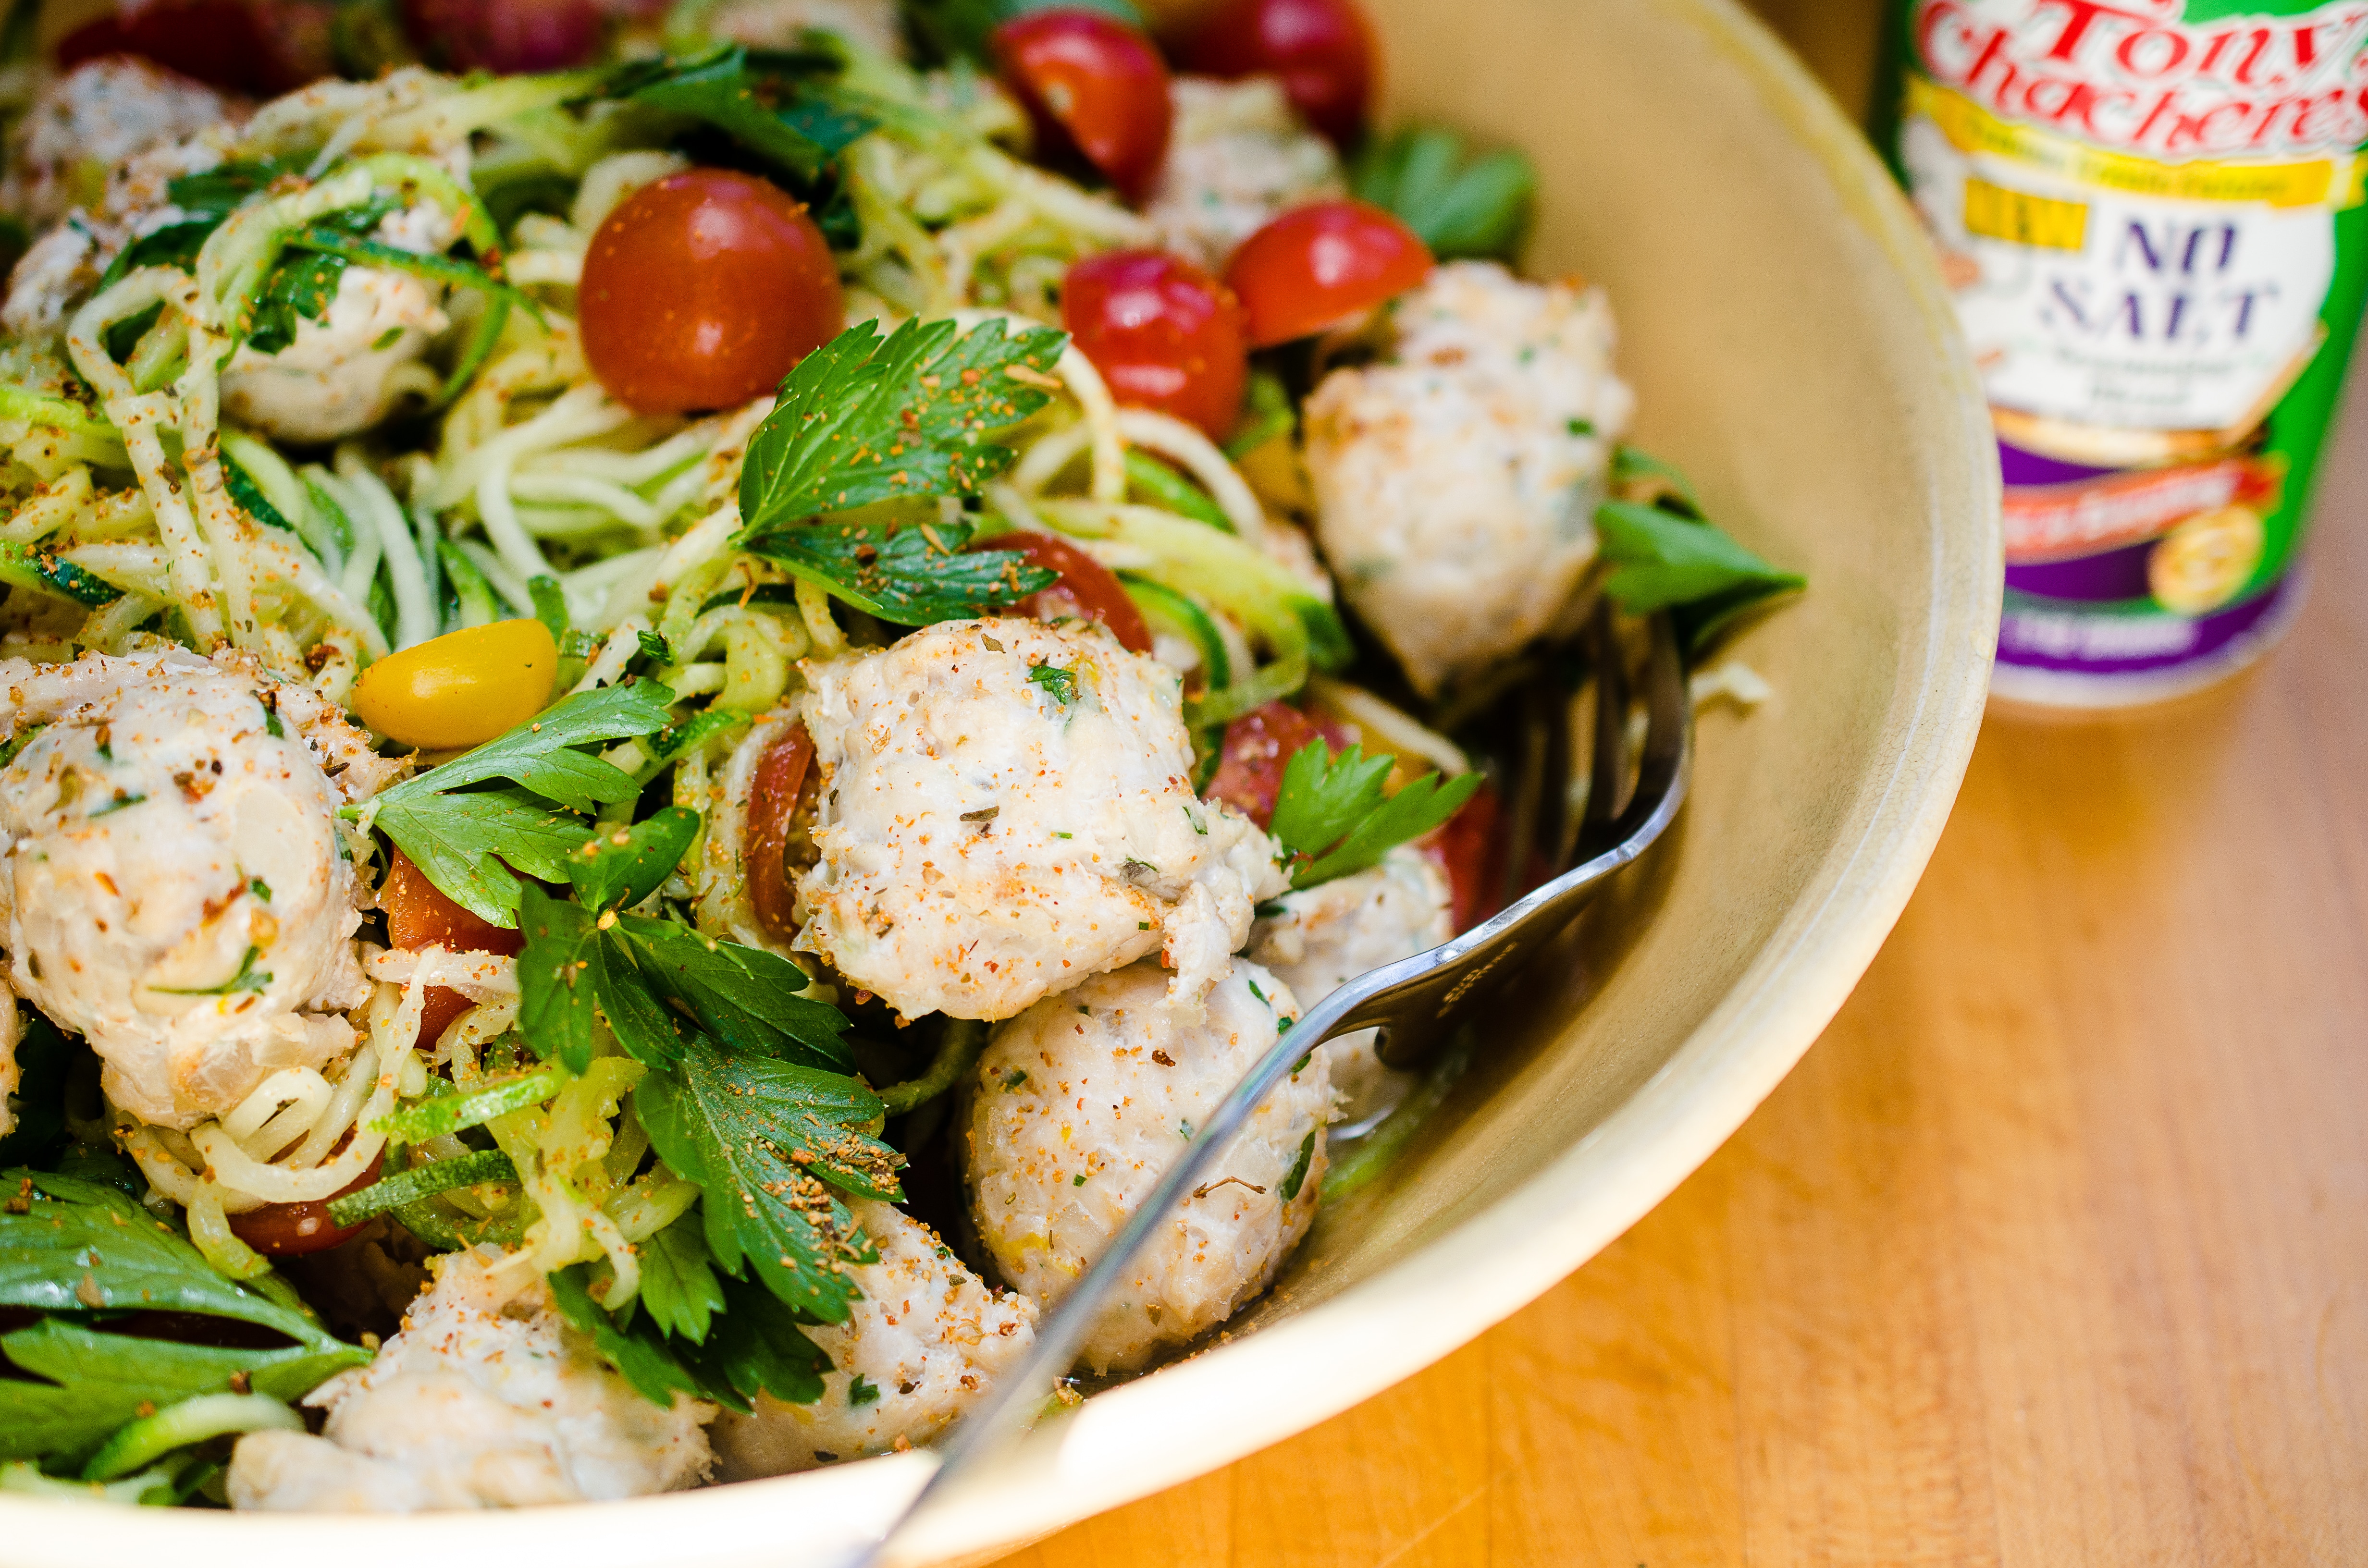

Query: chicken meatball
[1144,76,1344,270]
[228,1249,714,1511]
[2,120,453,440]
[218,204,458,442]
[1246,845,1451,1124]
[710,1199,1038,1476]
[793,619,1288,1022]
[0,58,230,233]
[3,135,229,343]
[1304,260,1636,696]
[964,958,1329,1374]
[0,649,382,1128]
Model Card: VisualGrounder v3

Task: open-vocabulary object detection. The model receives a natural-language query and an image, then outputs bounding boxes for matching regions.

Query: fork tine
[1574,598,1628,862]
[1621,612,1688,843]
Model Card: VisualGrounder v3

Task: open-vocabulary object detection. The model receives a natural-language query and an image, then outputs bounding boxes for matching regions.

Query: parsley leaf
[735,314,1067,528]
[567,805,701,914]
[369,682,676,925]
[1595,495,1803,652]
[1026,662,1079,705]
[1267,741,1482,890]
[0,1170,367,1464]
[517,840,852,1075]
[602,45,878,184]
[637,1213,726,1345]
[610,914,853,1071]
[680,1272,831,1410]
[281,226,547,325]
[1279,1128,1316,1201]
[740,515,1056,625]
[634,1033,900,1321]
[1350,125,1536,261]
[517,886,680,1073]
[547,1264,708,1409]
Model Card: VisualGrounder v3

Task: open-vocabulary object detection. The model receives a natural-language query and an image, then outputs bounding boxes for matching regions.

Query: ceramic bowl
[4,0,2000,1561]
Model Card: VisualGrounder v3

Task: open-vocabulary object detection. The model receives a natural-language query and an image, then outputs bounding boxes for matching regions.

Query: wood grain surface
[983,34,2368,1568]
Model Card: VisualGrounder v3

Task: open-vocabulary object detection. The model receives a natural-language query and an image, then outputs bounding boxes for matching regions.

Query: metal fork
[844,606,1692,1567]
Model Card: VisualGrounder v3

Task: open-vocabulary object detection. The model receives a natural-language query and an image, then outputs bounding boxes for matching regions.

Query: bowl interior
[1,1,1998,1563]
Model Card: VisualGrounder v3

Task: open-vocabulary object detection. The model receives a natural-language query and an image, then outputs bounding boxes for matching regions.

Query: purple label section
[1998,575,2297,676]
[1997,437,2115,489]
[2004,541,2155,601]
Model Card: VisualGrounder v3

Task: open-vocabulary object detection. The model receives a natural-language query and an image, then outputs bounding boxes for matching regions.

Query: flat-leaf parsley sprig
[1267,741,1481,890]
[732,316,1069,623]
[0,1171,369,1470]
[360,681,676,925]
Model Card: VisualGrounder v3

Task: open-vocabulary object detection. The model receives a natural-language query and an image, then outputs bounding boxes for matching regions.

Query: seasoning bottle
[1870,0,2368,706]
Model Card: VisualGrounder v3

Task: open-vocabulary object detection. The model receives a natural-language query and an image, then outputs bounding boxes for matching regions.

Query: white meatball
[1305,261,1636,696]
[0,649,382,1128]
[709,1199,1037,1476]
[963,959,1329,1374]
[1246,846,1451,1124]
[694,0,905,56]
[2,135,229,343]
[1144,76,1343,270]
[219,205,456,442]
[228,1249,714,1511]
[0,59,229,232]
[793,619,1287,1022]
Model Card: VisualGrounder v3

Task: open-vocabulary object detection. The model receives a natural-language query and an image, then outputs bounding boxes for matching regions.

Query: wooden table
[988,89,2368,1568]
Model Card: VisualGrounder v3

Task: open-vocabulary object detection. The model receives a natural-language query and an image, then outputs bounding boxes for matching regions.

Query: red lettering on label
[2116,27,2190,78]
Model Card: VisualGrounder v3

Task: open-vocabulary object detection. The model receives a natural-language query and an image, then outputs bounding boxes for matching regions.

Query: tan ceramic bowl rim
[0,1,2001,1561]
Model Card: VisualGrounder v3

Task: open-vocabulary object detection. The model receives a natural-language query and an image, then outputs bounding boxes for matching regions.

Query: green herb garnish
[365,682,676,926]
[1267,741,1480,890]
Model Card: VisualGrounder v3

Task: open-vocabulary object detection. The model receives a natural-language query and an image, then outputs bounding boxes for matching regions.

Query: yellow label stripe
[1964,177,2089,249]
[1908,76,2367,211]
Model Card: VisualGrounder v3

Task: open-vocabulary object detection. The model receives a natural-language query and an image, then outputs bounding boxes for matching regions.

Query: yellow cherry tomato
[353,619,559,751]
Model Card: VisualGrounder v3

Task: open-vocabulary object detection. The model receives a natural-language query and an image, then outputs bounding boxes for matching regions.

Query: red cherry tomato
[1225,199,1431,348]
[59,2,334,96]
[745,722,814,947]
[1204,700,1351,827]
[400,0,602,71]
[226,1148,383,1256]
[380,850,523,1052]
[1424,782,1502,934]
[1178,0,1375,146]
[991,10,1173,201]
[965,531,1153,653]
[1063,250,1248,441]
[580,170,844,416]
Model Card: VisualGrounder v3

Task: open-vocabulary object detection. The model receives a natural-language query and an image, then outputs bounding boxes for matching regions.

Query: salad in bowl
[0,0,1800,1514]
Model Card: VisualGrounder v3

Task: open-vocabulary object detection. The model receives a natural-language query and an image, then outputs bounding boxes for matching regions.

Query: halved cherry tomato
[1424,782,1502,934]
[1063,250,1248,441]
[380,850,524,1052]
[1205,700,1351,827]
[1225,198,1432,348]
[580,170,843,416]
[1177,0,1376,146]
[226,1147,383,1256]
[745,722,813,947]
[991,10,1173,201]
[400,0,603,72]
[967,531,1154,653]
